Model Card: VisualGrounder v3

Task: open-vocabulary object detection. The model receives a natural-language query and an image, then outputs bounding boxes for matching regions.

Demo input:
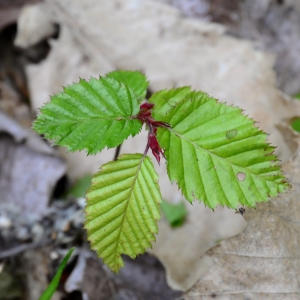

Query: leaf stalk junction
[136,102,171,164]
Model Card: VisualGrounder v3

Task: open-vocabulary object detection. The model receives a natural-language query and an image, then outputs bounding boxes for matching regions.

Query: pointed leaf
[155,90,290,209]
[32,77,142,154]
[106,70,149,102]
[85,153,162,272]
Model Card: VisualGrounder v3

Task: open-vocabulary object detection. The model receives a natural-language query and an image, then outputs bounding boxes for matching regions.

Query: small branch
[143,122,151,157]
[0,239,52,259]
[145,88,153,100]
[114,144,122,161]
[143,142,150,157]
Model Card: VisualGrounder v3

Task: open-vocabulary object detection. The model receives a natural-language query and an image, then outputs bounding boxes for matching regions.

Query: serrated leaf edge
[155,92,290,209]
[84,153,162,272]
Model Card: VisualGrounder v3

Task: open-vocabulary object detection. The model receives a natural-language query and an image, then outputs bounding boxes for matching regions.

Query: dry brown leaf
[14,3,57,48]
[149,203,247,291]
[21,23,115,182]
[158,0,300,95]
[19,0,300,175]
[65,250,182,299]
[184,136,300,299]
[0,0,41,31]
[14,0,300,293]
[0,112,66,217]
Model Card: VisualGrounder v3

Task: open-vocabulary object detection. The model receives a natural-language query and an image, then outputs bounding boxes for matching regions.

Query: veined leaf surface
[85,154,161,272]
[149,86,192,116]
[33,77,142,154]
[107,70,148,102]
[155,90,290,209]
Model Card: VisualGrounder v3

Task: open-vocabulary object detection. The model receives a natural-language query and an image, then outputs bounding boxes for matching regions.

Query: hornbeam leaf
[149,86,192,116]
[32,77,142,155]
[106,70,149,102]
[155,90,290,209]
[85,153,161,272]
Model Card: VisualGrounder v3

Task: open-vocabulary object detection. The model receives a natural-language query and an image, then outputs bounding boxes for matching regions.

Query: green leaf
[40,247,74,300]
[85,153,162,272]
[293,93,300,100]
[291,117,300,132]
[106,70,148,102]
[32,76,142,155]
[67,174,92,198]
[155,89,290,209]
[150,86,192,117]
[161,200,187,227]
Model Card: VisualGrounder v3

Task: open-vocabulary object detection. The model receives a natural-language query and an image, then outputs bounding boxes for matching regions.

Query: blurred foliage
[66,174,92,198]
[161,200,187,227]
[291,118,300,132]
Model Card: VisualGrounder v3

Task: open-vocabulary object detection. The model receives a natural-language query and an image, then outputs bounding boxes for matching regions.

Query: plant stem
[114,144,122,161]
[143,121,151,157]
[143,142,150,157]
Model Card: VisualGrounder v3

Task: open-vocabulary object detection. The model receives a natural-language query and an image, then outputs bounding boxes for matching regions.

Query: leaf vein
[169,128,278,184]
[101,79,127,114]
[80,79,119,115]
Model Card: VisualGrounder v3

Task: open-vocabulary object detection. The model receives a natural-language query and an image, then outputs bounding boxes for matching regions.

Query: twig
[0,240,52,259]
[113,144,122,161]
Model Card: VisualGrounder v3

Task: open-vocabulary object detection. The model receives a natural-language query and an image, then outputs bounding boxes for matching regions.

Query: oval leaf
[85,153,162,272]
[155,90,290,209]
[33,77,142,155]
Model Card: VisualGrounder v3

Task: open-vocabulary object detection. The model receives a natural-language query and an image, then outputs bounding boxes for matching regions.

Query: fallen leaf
[14,3,57,49]
[65,250,182,299]
[0,0,41,31]
[158,0,300,95]
[14,0,300,291]
[0,112,66,217]
[18,0,300,181]
[149,203,246,291]
[184,131,300,299]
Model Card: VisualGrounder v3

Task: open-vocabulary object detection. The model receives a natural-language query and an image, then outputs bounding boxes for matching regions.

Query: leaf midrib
[166,127,283,184]
[40,115,138,123]
[112,155,146,265]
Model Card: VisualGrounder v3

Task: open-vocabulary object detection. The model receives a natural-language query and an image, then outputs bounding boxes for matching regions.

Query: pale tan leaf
[184,136,300,299]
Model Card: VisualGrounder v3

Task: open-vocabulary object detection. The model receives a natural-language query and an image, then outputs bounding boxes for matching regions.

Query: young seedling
[32,70,290,272]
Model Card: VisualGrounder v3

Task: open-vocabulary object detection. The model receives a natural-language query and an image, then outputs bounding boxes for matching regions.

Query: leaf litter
[184,128,300,299]
[1,1,300,299]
